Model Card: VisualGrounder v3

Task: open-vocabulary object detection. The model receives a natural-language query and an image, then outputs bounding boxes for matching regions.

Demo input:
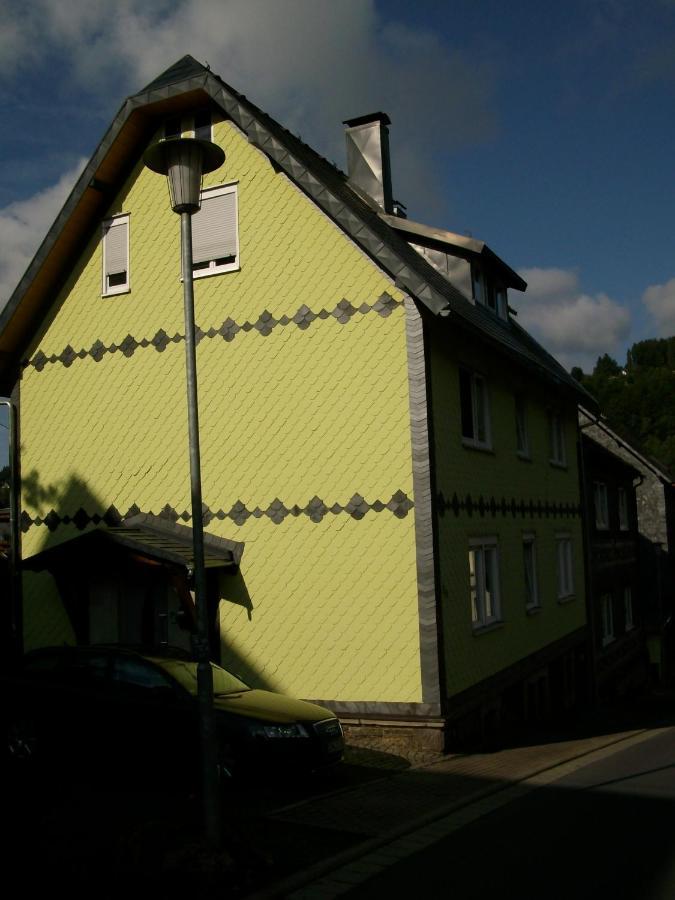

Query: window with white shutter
[192,184,239,277]
[102,214,130,295]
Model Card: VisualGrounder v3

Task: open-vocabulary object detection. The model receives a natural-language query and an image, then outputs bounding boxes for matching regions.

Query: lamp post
[144,136,225,844]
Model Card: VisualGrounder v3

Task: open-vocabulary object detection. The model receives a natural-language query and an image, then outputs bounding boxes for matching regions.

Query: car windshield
[146,657,250,696]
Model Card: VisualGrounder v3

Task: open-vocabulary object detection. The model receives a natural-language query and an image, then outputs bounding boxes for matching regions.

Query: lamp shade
[144,137,225,214]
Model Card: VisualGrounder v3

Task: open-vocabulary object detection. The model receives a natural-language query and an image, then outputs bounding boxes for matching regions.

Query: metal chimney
[343,112,393,214]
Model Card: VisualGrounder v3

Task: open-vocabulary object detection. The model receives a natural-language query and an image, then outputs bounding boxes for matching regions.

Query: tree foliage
[572,337,675,475]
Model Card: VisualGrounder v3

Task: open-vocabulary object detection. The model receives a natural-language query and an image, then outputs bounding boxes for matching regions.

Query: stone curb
[244,727,654,899]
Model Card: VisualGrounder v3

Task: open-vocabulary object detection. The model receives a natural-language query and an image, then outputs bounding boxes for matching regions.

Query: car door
[106,654,196,787]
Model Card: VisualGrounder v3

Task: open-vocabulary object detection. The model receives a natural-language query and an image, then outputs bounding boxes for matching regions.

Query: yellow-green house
[0,57,597,750]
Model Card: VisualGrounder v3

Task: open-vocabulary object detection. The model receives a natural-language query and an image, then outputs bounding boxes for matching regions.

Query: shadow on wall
[216,568,279,692]
[20,469,273,688]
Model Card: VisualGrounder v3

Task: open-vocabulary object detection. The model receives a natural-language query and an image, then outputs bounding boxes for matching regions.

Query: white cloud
[641,277,675,336]
[0,158,87,308]
[1,0,495,220]
[516,267,632,371]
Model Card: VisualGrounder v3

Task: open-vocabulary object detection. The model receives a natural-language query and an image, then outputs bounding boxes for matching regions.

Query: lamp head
[143,137,225,214]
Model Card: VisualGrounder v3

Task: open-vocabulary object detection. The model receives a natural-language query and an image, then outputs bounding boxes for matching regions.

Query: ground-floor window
[624,586,634,631]
[556,534,574,600]
[601,593,615,646]
[469,537,501,628]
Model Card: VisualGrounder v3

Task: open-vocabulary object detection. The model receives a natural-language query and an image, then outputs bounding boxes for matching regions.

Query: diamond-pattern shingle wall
[21,116,422,703]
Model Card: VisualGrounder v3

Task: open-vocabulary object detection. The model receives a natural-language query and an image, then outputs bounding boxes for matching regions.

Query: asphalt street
[343,728,675,899]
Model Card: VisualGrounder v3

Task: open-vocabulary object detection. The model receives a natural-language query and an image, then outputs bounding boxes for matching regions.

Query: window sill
[472,619,504,636]
[526,604,542,616]
[557,594,575,605]
[192,264,240,280]
[601,635,616,647]
[549,459,568,470]
[102,288,131,298]
[462,439,494,454]
[516,451,532,462]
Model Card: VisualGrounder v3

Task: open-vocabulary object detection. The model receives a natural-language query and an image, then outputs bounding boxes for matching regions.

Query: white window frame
[459,368,492,450]
[472,265,485,306]
[469,537,501,629]
[515,395,530,458]
[523,533,539,610]
[556,533,574,600]
[495,286,508,320]
[101,213,130,296]
[601,593,615,645]
[593,482,609,530]
[191,183,239,278]
[618,487,629,531]
[548,410,567,467]
[624,586,634,631]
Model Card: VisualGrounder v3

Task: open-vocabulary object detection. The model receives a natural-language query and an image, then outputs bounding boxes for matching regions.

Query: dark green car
[3,646,343,784]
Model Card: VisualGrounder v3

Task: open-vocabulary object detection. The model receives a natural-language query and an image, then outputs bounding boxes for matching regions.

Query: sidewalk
[248,717,672,898]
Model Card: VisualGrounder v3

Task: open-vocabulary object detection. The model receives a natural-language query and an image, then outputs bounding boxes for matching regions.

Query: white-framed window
[593,482,609,530]
[472,264,507,320]
[495,287,508,319]
[548,410,566,466]
[601,593,615,645]
[472,265,485,305]
[459,368,491,449]
[523,533,539,610]
[515,395,530,457]
[624,586,634,631]
[469,537,501,629]
[556,533,574,600]
[192,183,239,277]
[102,214,130,296]
[618,487,629,531]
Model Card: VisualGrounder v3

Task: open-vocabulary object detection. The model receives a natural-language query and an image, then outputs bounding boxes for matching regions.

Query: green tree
[572,338,675,474]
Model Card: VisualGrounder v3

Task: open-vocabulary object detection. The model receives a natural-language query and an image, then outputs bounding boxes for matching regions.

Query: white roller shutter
[104,218,128,278]
[192,189,237,265]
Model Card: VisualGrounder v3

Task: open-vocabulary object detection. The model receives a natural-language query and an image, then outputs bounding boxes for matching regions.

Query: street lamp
[144,135,225,844]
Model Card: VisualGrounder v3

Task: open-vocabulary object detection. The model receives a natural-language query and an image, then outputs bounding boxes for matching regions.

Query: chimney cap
[342,112,391,128]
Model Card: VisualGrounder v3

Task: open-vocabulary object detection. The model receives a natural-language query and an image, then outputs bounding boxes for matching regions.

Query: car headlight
[256,723,310,739]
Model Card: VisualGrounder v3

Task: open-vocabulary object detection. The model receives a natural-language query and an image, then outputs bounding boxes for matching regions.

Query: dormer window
[472,264,508,320]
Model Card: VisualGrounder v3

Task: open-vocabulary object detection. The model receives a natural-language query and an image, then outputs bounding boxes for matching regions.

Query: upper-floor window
[472,264,508,320]
[469,537,501,629]
[548,411,566,467]
[618,487,629,531]
[601,593,614,645]
[102,214,129,296]
[459,368,491,450]
[515,395,530,458]
[593,482,609,530]
[556,533,574,600]
[192,184,239,277]
[523,533,539,610]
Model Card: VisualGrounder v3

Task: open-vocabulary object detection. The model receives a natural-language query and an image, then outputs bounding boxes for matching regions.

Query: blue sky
[1,0,675,381]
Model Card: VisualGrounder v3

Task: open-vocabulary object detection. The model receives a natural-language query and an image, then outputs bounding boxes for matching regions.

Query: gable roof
[0,55,596,410]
